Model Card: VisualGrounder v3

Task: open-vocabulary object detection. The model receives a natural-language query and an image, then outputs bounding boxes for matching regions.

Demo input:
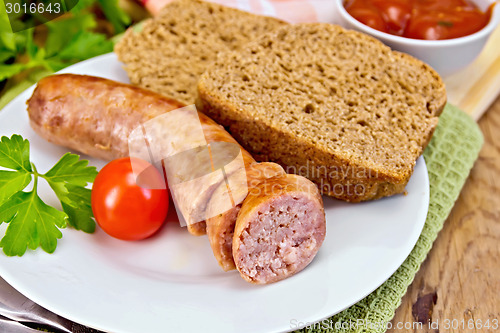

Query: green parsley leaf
[0,170,31,205]
[25,29,37,59]
[44,152,97,186]
[44,13,97,57]
[56,31,113,61]
[0,32,16,52]
[1,0,130,85]
[0,191,40,256]
[13,31,30,54]
[0,135,32,172]
[48,182,96,233]
[0,1,13,35]
[0,63,29,81]
[0,49,15,63]
[0,190,66,256]
[62,185,95,233]
[33,195,67,253]
[43,58,68,72]
[44,154,97,234]
[0,135,97,256]
[71,0,98,13]
[44,153,98,233]
[96,0,131,33]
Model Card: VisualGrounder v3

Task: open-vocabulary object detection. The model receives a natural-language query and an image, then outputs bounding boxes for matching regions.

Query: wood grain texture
[444,24,500,121]
[390,95,500,332]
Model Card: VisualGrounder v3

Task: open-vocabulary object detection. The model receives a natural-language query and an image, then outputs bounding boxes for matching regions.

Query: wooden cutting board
[444,24,500,121]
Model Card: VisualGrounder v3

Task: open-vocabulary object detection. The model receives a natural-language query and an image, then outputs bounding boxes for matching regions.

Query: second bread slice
[197,23,447,202]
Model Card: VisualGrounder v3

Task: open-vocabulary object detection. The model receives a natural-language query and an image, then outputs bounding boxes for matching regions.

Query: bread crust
[197,90,406,201]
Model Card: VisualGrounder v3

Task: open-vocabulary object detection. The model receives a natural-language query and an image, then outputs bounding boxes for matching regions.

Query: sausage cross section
[233,174,326,284]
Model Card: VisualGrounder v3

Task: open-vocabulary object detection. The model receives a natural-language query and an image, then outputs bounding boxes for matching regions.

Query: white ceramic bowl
[335,0,500,77]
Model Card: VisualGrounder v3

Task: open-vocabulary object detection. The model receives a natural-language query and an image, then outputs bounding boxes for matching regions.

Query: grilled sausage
[27,74,255,235]
[233,174,326,284]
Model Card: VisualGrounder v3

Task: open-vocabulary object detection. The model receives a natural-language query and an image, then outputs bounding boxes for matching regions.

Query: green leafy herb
[0,0,130,83]
[438,21,454,27]
[0,135,97,256]
[97,0,131,33]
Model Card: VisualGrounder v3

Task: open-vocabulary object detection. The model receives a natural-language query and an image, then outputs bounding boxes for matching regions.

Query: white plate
[0,53,429,333]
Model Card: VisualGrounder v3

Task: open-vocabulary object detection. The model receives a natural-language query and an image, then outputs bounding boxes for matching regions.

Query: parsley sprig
[0,135,97,256]
[0,0,131,88]
[0,0,130,81]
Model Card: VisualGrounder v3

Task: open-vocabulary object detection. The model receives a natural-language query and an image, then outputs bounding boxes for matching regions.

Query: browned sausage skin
[233,174,326,284]
[27,74,184,160]
[27,74,255,235]
[206,162,285,271]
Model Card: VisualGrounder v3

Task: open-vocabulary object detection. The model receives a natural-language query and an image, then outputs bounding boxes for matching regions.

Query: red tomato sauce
[344,0,495,40]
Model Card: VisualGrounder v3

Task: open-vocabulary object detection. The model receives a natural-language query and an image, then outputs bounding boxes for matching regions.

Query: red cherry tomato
[91,157,169,240]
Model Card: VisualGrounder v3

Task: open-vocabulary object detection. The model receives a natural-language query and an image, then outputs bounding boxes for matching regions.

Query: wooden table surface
[389,95,500,332]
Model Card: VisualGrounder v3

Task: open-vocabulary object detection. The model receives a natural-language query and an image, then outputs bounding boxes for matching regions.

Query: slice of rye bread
[196,23,447,202]
[114,0,286,105]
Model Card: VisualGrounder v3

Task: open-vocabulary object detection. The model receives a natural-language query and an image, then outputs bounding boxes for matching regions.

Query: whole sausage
[28,74,180,160]
[233,174,326,284]
[27,74,255,236]
[206,162,285,271]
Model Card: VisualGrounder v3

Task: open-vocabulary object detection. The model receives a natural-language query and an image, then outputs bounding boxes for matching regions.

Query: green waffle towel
[296,103,484,333]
